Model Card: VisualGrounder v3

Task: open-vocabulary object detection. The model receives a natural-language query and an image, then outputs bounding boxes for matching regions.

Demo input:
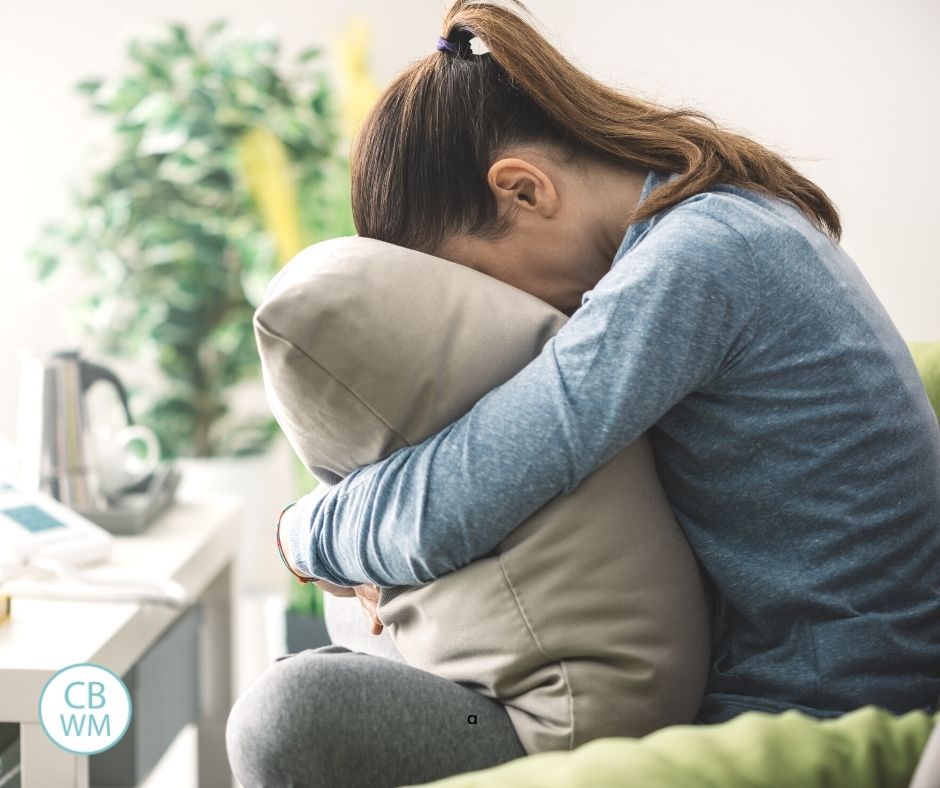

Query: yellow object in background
[0,593,10,624]
[335,17,381,139]
[238,19,380,269]
[238,127,304,267]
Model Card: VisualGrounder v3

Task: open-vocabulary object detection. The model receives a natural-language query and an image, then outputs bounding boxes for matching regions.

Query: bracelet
[275,502,316,585]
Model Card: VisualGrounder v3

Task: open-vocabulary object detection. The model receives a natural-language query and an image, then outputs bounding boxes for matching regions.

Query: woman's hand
[312,579,384,635]
[311,578,356,597]
[354,584,384,635]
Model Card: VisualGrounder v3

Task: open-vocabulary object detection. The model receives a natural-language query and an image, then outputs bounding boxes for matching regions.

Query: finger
[358,599,384,633]
[357,584,381,603]
[313,579,357,597]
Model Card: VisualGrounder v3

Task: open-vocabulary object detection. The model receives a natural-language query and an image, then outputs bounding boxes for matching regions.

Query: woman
[226,1,940,785]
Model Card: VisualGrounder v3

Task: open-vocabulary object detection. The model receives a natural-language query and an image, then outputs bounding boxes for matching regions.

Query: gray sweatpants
[225,599,527,787]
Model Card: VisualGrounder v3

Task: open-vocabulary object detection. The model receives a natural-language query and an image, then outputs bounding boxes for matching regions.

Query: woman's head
[351,0,841,311]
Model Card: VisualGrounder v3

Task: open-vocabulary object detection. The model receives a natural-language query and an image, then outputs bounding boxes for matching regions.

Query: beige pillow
[254,236,712,754]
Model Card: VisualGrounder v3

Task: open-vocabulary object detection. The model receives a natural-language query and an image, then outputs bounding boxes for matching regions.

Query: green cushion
[909,341,940,421]
[408,706,938,788]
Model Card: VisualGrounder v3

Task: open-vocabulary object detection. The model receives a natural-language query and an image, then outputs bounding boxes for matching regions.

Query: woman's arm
[281,205,760,587]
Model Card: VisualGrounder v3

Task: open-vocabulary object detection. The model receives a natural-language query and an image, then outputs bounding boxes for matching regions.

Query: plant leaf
[75,78,103,96]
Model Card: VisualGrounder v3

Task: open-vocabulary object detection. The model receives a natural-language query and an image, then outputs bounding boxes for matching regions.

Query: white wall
[2,0,938,445]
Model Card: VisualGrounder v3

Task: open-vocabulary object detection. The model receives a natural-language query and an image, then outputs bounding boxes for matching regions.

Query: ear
[487,157,559,219]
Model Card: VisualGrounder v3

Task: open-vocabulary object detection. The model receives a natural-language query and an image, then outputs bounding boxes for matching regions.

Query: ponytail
[351,0,840,256]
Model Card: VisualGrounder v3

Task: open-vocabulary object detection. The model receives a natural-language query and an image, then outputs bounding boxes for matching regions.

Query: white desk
[0,493,241,788]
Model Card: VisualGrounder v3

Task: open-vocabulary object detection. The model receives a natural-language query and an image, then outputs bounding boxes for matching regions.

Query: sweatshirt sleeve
[281,205,761,587]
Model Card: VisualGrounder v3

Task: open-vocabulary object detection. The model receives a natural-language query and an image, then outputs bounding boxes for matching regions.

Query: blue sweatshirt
[282,168,940,723]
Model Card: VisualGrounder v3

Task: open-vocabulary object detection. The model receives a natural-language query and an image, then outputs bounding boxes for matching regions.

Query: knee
[226,661,284,787]
[225,654,324,787]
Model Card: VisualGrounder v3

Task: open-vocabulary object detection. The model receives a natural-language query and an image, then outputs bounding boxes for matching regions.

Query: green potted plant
[26,19,353,460]
[24,20,356,599]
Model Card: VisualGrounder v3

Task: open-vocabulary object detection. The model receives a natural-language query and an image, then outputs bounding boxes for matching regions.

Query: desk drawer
[90,605,199,787]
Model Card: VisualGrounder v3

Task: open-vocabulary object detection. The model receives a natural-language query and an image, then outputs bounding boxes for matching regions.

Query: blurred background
[0,0,937,784]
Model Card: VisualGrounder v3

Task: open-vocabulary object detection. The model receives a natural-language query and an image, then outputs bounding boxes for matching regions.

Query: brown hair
[351,0,841,256]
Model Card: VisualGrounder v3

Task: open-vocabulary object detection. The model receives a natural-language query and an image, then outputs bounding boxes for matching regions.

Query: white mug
[94,425,161,498]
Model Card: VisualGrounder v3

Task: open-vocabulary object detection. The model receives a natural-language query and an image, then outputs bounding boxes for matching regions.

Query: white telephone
[0,477,113,576]
[0,475,185,606]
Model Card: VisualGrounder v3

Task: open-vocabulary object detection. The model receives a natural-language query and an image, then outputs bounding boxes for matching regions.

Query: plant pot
[285,610,332,653]
[174,434,295,593]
